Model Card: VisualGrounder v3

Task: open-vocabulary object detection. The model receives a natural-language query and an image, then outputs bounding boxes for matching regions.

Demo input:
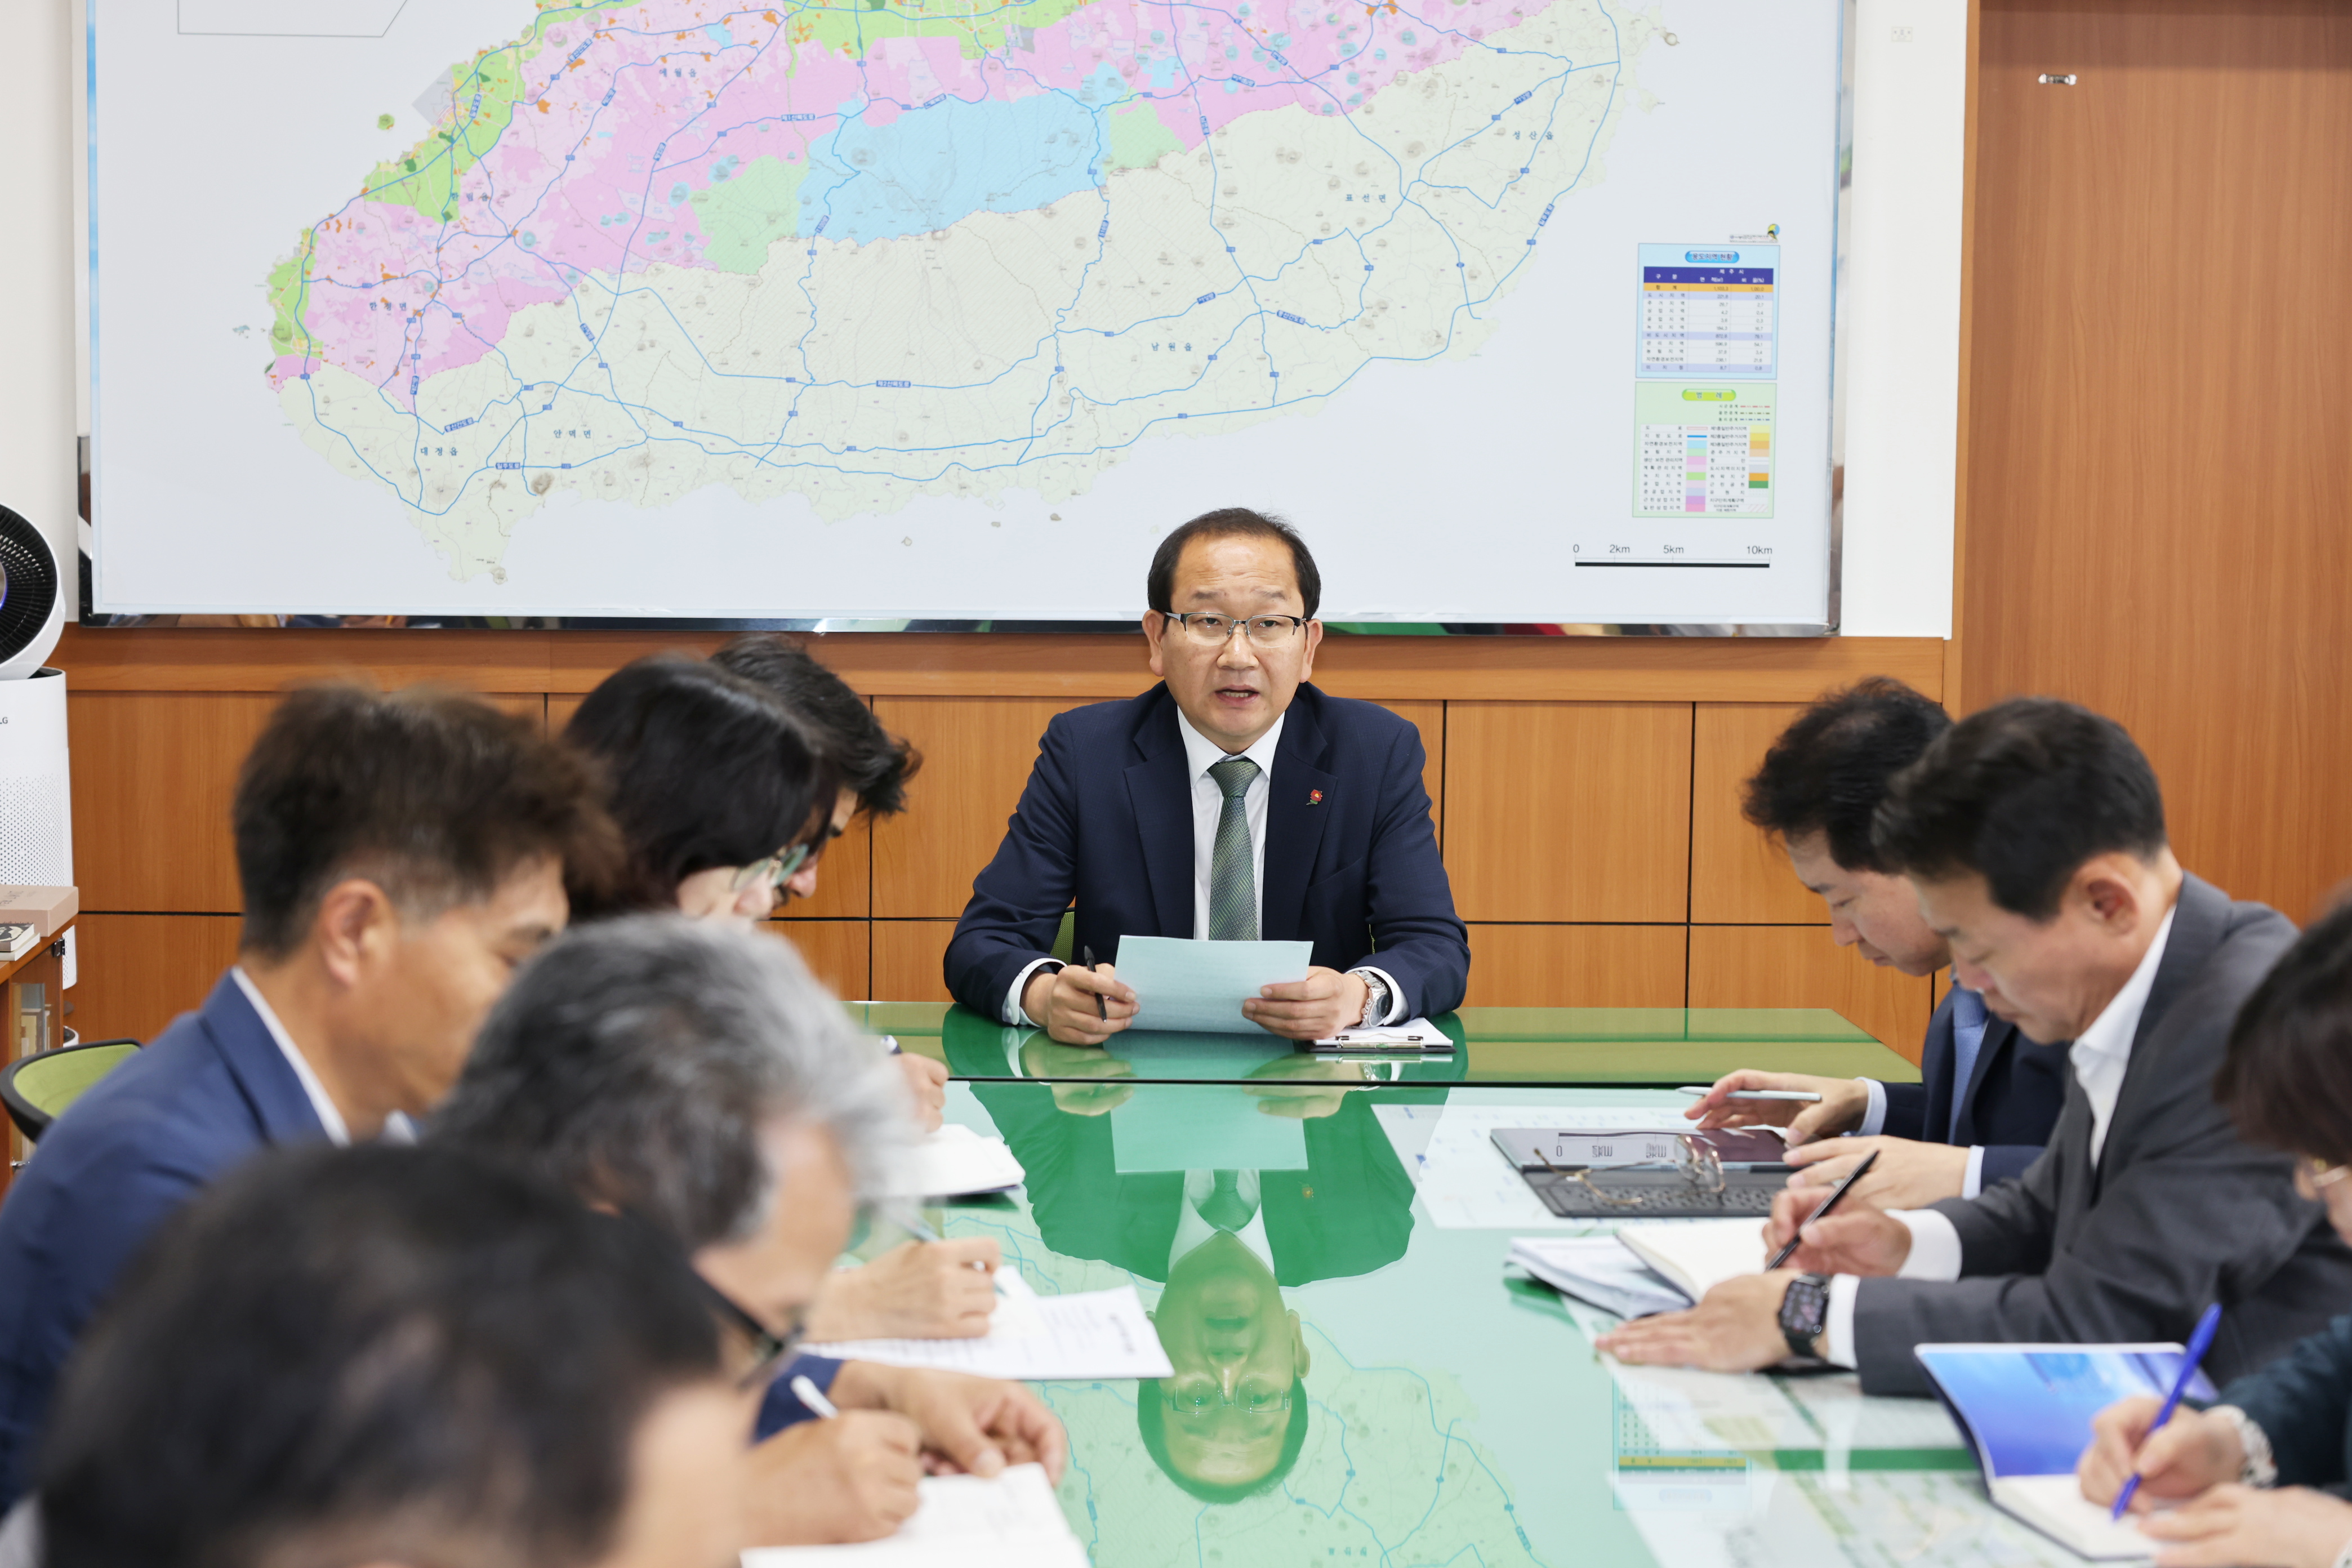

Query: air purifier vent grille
[0,507,59,665]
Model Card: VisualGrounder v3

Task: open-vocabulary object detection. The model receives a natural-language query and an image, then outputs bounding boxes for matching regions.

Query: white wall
[0,0,78,577]
[2,0,1970,637]
[1838,0,1970,638]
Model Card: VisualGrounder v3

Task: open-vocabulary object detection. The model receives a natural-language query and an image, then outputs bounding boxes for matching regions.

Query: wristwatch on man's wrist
[1778,1273,1832,1361]
[1355,971,1391,1027]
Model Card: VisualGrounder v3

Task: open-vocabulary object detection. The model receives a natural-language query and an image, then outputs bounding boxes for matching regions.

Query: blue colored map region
[798,70,1130,244]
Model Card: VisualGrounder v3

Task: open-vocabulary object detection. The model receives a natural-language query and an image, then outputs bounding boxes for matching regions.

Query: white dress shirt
[230,966,416,1147]
[1820,905,2178,1367]
[1850,978,1993,1199]
[1003,709,1403,1026]
[1854,1081,1989,1199]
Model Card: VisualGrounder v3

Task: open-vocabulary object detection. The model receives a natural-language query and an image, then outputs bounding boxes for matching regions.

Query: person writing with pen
[1600,699,2352,1393]
[1681,679,2070,1212]
[2076,902,2352,1568]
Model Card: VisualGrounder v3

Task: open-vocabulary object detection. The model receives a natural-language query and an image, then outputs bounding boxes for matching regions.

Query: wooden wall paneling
[1964,1,2352,921]
[1461,925,1688,1009]
[1690,704,1822,924]
[783,812,871,920]
[1371,700,1445,840]
[58,624,1945,705]
[69,691,550,917]
[1444,703,1694,923]
[872,921,958,1004]
[69,914,242,1044]
[70,694,282,912]
[870,697,1096,918]
[1687,925,1932,1059]
[767,920,871,1001]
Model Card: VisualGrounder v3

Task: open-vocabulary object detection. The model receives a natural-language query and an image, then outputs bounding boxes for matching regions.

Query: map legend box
[1635,242,1779,378]
[1634,383,1776,518]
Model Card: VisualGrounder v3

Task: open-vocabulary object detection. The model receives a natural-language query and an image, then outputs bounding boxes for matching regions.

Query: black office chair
[2,1038,142,1144]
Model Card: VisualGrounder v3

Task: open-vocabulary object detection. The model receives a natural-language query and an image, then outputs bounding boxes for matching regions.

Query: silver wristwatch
[1355,970,1391,1027]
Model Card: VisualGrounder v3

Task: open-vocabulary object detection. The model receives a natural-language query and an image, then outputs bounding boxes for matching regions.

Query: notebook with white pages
[1914,1343,2220,1563]
[740,1463,1086,1566]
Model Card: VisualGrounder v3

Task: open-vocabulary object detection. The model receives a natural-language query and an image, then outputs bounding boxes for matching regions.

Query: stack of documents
[741,1462,1087,1566]
[878,1125,1025,1199]
[1507,1219,1768,1318]
[1508,1237,1690,1320]
[803,1279,1173,1380]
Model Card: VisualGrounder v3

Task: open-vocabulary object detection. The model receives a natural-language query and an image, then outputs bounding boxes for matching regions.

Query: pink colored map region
[268,0,1561,400]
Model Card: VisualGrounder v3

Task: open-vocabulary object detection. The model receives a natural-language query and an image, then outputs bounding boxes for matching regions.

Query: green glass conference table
[905,1080,2086,1568]
[858,1003,1925,1088]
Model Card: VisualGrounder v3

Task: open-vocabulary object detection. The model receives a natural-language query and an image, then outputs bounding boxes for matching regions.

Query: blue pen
[2112,1302,2225,1520]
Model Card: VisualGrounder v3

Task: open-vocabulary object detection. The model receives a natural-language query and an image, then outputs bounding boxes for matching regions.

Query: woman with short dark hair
[563,656,837,922]
[2078,899,2352,1567]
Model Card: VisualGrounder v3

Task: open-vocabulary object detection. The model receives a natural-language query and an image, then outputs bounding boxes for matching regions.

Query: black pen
[1082,945,1107,1020]
[1764,1148,1878,1271]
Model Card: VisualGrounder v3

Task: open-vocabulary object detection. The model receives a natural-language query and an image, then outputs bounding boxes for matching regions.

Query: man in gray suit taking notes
[1600,698,2352,1396]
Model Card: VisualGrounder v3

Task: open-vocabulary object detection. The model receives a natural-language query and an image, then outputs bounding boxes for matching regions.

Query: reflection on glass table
[859,1004,1923,1089]
[919,1081,2105,1568]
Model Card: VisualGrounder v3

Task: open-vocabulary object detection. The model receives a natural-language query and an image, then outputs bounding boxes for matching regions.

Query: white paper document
[741,1463,1088,1567]
[1114,935,1313,1034]
[878,1124,1026,1199]
[1508,1235,1691,1320]
[802,1283,1173,1380]
[1312,1016,1448,1049]
[1110,1085,1308,1173]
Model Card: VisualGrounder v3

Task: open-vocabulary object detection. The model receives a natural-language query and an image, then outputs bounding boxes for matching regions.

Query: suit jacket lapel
[201,973,333,1144]
[2089,874,2227,1196]
[1125,693,1195,942]
[1260,696,1335,944]
[1954,1017,2016,1140]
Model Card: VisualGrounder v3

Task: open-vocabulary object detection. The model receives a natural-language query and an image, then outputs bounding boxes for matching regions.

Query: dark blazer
[969,1081,1416,1286]
[944,683,1470,1021]
[2217,1312,2352,1496]
[1881,988,2070,1186]
[0,974,327,1504]
[1850,876,2352,1397]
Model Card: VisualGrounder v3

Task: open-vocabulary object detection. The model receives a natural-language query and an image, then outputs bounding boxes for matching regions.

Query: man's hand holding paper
[1021,961,1137,1046]
[1244,965,1371,1040]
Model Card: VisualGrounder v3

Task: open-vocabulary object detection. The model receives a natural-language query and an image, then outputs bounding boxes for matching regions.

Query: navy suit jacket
[0,974,327,1504]
[1880,986,2070,1186]
[968,1081,1419,1286]
[944,683,1470,1020]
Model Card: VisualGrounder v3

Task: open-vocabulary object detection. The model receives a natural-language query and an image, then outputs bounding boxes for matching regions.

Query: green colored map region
[794,0,1102,63]
[688,155,810,274]
[1104,103,1182,170]
[265,246,317,356]
[359,0,611,220]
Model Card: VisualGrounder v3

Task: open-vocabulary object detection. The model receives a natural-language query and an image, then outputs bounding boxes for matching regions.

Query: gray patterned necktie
[1206,755,1261,941]
[1198,1170,1257,1232]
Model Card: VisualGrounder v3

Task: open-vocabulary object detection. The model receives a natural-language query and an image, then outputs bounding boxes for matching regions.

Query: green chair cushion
[12,1044,140,1120]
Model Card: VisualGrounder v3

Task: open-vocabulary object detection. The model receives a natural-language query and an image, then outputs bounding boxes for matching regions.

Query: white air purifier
[0,504,74,986]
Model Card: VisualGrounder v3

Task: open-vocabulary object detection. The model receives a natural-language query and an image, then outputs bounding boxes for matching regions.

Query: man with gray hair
[434,917,1067,1545]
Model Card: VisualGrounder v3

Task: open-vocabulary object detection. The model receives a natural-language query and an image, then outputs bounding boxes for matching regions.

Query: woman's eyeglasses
[730,841,815,895]
[692,1271,805,1390]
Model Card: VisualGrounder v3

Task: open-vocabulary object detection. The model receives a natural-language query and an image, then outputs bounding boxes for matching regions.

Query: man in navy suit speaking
[944,509,1469,1044]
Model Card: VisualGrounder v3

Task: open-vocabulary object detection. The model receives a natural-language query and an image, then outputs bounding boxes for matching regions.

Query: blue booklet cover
[1914,1344,2221,1479]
